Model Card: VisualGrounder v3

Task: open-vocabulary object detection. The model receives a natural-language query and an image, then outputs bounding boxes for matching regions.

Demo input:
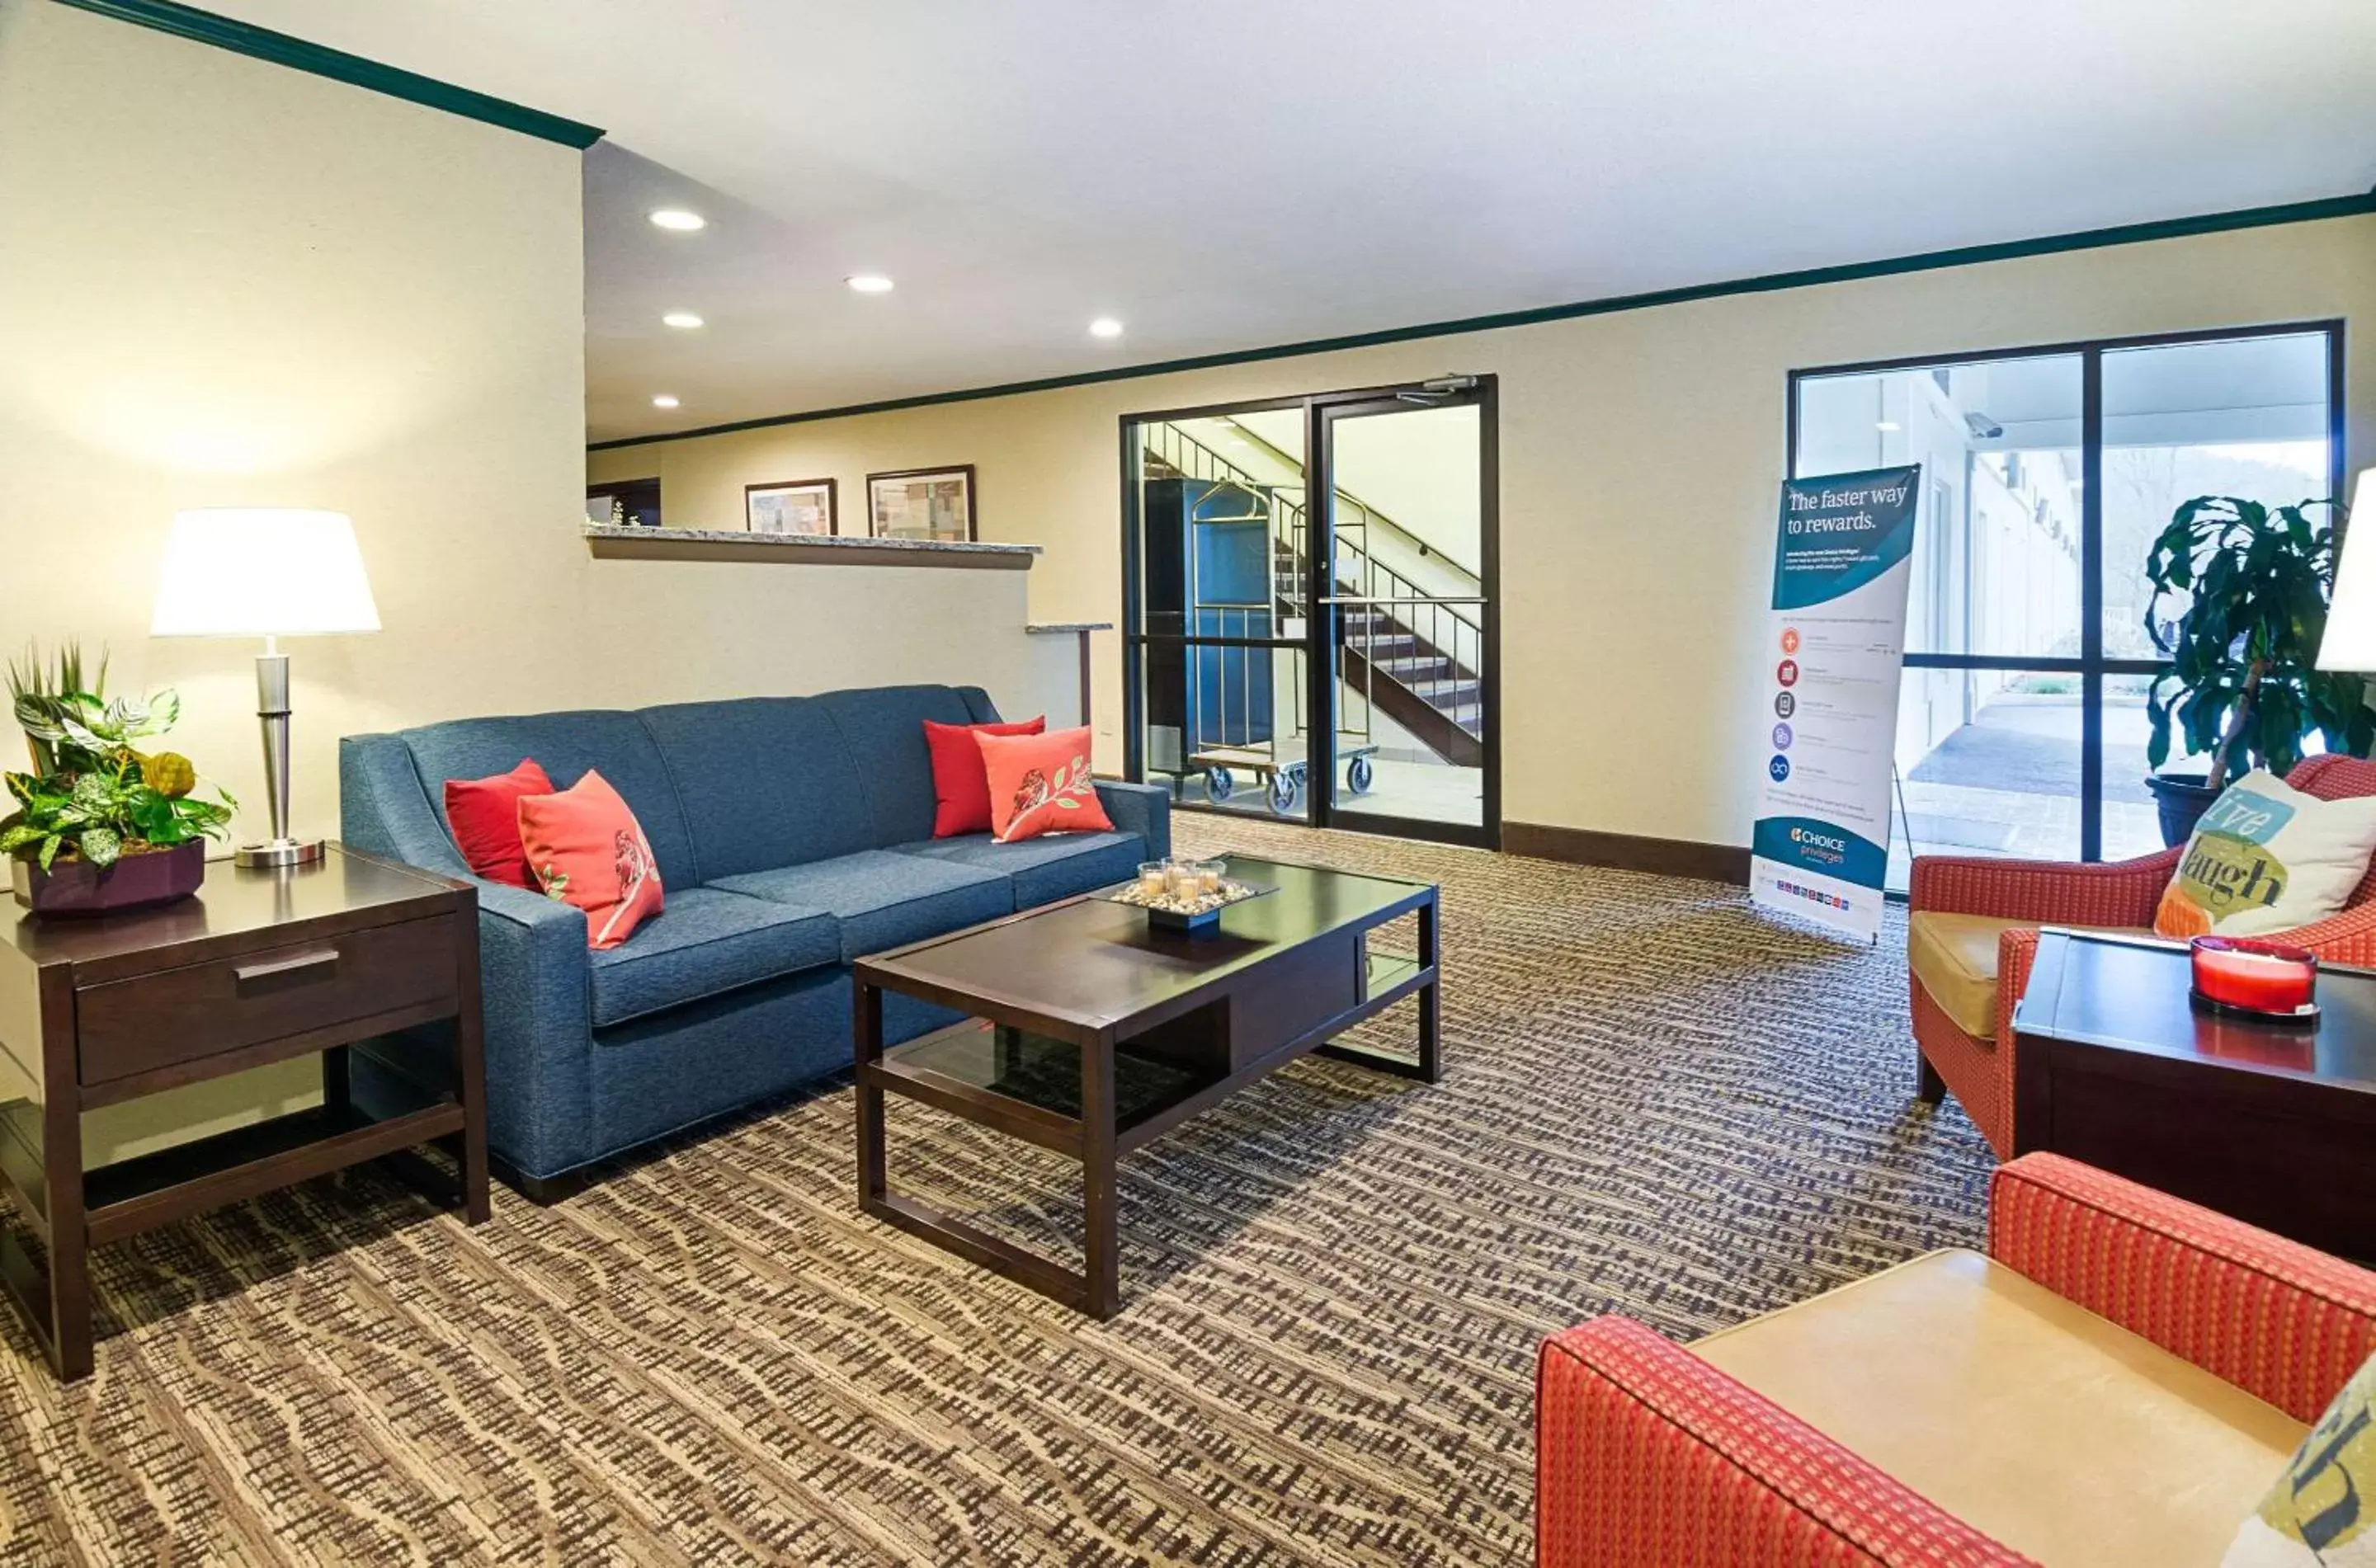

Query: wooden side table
[2011,928,2376,1260]
[0,844,487,1380]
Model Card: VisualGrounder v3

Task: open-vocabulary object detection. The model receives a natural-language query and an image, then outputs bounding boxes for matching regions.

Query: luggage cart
[1189,737,1380,817]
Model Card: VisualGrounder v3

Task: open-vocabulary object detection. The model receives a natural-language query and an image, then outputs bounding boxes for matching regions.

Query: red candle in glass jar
[2190,935,2317,1016]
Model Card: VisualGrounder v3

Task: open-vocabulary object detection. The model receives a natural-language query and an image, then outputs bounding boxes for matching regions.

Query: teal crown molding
[589,189,2376,451]
[55,0,605,149]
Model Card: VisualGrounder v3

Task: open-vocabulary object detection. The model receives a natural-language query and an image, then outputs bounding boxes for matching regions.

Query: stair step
[1377,656,1459,680]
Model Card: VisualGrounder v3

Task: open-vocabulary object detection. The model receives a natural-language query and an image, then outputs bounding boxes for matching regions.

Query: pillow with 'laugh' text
[2223,1350,2376,1566]
[2156,769,2376,939]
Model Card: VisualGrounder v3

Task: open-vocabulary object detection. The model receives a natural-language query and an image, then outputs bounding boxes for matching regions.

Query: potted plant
[2143,495,2374,845]
[2,643,237,916]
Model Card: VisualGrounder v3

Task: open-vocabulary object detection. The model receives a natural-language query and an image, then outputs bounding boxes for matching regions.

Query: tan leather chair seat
[1906,913,2157,1037]
[1692,1250,2303,1566]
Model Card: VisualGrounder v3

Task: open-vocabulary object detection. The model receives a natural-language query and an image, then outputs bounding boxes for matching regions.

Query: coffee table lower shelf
[854,860,1441,1318]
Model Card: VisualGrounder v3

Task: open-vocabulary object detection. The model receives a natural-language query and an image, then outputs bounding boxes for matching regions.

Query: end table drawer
[78,915,461,1086]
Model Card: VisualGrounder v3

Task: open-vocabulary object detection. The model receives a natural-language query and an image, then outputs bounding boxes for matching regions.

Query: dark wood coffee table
[852,854,1439,1316]
[2011,928,2376,1259]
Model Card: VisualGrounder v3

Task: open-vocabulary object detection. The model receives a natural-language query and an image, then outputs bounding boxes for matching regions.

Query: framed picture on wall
[866,465,976,542]
[745,478,837,536]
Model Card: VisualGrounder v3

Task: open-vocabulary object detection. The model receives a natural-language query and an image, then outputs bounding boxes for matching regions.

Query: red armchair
[1907,752,2376,1156]
[1537,1154,2376,1566]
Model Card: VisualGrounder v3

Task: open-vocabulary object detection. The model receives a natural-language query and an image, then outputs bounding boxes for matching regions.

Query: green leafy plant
[2144,496,2374,789]
[0,642,234,871]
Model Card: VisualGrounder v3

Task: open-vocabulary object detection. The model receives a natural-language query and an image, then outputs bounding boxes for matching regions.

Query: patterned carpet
[0,817,1993,1566]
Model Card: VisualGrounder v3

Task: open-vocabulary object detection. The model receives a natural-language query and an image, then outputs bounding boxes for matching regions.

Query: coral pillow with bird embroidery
[442,758,554,888]
[516,770,663,949]
[923,714,1045,836]
[2154,770,2376,939]
[976,724,1112,844]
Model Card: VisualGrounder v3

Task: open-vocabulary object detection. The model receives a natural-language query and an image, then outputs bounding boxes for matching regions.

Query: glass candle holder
[1163,860,1200,900]
[2190,935,2317,1021]
[1135,861,1168,899]
[1194,860,1226,896]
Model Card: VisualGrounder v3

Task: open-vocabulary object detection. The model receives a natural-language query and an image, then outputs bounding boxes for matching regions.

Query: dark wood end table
[0,843,488,1380]
[2011,928,2376,1260]
[853,855,1440,1318]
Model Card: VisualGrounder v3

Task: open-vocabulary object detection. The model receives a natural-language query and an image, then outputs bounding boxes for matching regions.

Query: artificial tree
[2143,494,2374,843]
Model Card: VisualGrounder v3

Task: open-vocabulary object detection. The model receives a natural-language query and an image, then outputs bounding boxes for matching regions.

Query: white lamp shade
[150,508,380,638]
[2321,469,2376,672]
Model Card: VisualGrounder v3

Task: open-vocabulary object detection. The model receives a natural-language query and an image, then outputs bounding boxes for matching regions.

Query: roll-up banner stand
[1750,465,1921,942]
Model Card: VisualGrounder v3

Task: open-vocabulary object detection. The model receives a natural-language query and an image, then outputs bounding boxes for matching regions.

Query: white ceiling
[200,1,2376,445]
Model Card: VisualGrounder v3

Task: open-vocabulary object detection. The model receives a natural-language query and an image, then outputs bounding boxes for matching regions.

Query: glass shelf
[884,1024,1218,1128]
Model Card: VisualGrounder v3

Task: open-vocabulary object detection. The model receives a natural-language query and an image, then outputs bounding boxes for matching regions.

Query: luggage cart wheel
[1346,756,1374,795]
[1205,767,1234,803]
[1267,771,1300,816]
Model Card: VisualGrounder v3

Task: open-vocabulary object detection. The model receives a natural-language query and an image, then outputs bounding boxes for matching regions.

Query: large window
[1790,323,2343,891]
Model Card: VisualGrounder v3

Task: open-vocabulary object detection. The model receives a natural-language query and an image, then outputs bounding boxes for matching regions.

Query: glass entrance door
[1122,379,1500,848]
[1312,388,1496,845]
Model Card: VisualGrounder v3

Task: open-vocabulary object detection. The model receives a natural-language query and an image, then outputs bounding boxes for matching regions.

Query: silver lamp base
[235,837,326,869]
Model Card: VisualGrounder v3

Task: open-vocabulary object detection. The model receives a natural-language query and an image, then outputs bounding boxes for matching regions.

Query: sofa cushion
[1691,1248,2306,1568]
[587,887,838,1027]
[401,710,700,890]
[893,831,1143,909]
[1906,911,2159,1038]
[712,849,1012,962]
[635,696,874,881]
[813,685,990,849]
[443,758,553,888]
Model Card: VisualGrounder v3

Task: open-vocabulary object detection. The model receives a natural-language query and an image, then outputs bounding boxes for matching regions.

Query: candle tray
[1103,876,1275,934]
[2188,987,2319,1027]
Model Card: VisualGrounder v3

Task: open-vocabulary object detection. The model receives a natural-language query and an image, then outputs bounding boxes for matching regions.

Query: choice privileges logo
[1753,817,1888,885]
[1789,825,1849,865]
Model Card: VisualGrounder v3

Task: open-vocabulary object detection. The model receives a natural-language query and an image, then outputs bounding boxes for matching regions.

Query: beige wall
[594,214,2376,840]
[0,2,1072,1158]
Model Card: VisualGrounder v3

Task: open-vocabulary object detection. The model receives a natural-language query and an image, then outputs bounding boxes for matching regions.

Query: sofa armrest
[1096,779,1170,861]
[1537,1318,2031,1567]
[1989,1153,2376,1424]
[465,880,595,1181]
[1908,847,2176,925]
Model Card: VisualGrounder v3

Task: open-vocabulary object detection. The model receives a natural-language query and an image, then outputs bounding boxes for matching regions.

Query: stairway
[1145,417,1486,769]
[1278,540,1484,768]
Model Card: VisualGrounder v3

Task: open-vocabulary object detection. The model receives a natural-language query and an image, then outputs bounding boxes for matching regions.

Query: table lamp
[149,508,380,868]
[2318,468,2376,672]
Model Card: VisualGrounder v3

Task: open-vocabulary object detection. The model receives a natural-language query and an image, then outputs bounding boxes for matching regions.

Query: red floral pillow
[976,725,1113,843]
[516,770,664,949]
[443,759,554,888]
[923,715,1045,836]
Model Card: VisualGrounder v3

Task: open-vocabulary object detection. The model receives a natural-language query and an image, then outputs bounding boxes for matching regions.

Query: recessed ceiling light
[1089,317,1124,339]
[652,394,680,408]
[661,311,705,329]
[648,209,705,232]
[846,274,895,294]
[1875,420,1902,431]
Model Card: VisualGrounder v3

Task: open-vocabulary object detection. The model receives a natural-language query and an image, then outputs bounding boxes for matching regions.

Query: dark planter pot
[2145,772,2224,849]
[11,840,205,917]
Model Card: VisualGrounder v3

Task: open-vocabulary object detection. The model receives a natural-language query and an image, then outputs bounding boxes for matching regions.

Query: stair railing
[1143,418,1487,738]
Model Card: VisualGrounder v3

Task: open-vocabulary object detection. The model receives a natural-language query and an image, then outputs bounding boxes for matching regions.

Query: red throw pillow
[924,714,1046,836]
[977,725,1112,844]
[443,759,554,888]
[516,770,664,949]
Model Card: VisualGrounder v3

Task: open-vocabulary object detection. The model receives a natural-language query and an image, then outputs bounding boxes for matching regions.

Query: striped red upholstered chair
[1907,752,2376,1157]
[1536,1154,2376,1566]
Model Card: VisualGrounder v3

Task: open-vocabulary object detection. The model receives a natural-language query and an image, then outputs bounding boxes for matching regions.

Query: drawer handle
[233,949,342,984]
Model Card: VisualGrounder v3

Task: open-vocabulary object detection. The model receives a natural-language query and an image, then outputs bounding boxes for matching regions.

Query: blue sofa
[339,684,1168,1196]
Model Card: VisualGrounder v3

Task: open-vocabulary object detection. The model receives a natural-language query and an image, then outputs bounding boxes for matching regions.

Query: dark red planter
[11,840,206,917]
